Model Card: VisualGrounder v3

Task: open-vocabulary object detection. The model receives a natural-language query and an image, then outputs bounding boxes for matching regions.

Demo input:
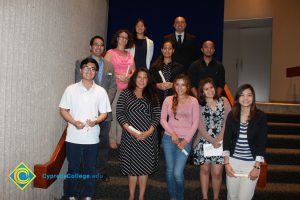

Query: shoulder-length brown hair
[232,84,257,122]
[111,29,134,49]
[198,77,218,106]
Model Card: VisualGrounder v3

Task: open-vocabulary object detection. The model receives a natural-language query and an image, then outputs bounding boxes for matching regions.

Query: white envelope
[203,143,223,157]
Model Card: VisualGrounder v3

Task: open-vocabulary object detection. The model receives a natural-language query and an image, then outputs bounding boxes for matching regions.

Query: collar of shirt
[78,80,95,92]
[91,55,104,83]
[175,32,185,41]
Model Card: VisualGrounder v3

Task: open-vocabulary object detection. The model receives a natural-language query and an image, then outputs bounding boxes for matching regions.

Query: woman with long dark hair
[223,84,267,200]
[116,68,160,200]
[149,40,185,105]
[127,18,154,69]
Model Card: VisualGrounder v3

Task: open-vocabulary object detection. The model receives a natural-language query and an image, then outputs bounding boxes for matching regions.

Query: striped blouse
[232,122,254,161]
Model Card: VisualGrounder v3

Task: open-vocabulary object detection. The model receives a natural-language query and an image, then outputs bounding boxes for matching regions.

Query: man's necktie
[178,35,182,45]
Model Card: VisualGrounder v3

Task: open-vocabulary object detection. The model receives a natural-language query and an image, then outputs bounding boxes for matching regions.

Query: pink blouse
[160,95,200,142]
[106,49,135,90]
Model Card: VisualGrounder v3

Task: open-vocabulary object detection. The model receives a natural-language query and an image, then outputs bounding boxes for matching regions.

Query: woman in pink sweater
[105,29,135,149]
[160,74,200,200]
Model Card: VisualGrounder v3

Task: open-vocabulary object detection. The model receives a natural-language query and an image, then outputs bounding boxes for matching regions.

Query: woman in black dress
[116,68,160,200]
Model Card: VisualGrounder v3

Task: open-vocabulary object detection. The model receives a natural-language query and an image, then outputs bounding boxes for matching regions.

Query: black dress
[116,89,160,175]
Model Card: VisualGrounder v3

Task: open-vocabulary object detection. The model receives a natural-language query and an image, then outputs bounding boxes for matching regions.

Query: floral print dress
[193,98,225,165]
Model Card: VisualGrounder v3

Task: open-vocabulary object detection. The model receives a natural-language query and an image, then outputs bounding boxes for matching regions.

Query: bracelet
[224,163,230,165]
[253,165,260,170]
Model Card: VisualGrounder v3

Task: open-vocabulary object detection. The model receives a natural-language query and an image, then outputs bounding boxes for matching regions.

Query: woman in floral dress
[193,77,231,200]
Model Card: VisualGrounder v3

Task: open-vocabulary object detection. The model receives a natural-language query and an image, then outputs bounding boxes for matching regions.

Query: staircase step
[266,148,300,165]
[267,134,300,148]
[267,112,300,123]
[268,122,300,135]
[266,164,300,184]
[254,182,300,200]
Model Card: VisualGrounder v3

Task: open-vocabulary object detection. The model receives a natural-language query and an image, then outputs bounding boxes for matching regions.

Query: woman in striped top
[116,68,160,200]
[223,84,268,200]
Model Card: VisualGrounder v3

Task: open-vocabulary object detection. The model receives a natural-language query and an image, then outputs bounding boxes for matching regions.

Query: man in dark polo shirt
[188,40,225,97]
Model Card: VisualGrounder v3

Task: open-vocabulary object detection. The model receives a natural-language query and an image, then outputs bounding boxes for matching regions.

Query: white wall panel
[0,0,108,199]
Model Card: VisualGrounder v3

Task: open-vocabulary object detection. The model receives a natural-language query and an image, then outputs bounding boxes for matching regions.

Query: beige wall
[224,0,300,102]
[0,0,108,199]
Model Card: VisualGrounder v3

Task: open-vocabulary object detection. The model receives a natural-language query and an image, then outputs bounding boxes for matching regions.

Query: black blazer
[163,33,198,72]
[223,110,268,158]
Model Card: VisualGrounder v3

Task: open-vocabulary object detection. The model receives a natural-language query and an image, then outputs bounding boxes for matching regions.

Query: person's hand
[126,127,140,139]
[249,167,260,180]
[137,131,151,140]
[177,139,188,150]
[211,138,221,148]
[225,163,236,177]
[86,119,97,127]
[117,74,127,82]
[171,133,179,145]
[164,82,173,90]
[74,121,85,129]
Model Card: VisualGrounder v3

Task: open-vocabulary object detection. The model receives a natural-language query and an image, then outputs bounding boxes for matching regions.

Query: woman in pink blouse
[105,29,135,149]
[160,74,200,200]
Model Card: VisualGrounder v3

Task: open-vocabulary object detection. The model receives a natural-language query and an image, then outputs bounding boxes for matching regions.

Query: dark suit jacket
[163,32,198,72]
[223,110,268,158]
[75,57,117,121]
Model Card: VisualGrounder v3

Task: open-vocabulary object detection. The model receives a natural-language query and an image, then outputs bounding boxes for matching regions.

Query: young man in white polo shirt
[59,57,111,200]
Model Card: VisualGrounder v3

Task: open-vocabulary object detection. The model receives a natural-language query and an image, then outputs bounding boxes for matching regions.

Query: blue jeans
[162,134,192,200]
[65,142,98,197]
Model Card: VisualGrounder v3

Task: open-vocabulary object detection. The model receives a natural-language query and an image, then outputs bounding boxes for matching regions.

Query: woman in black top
[223,84,267,200]
[149,40,185,105]
[127,18,154,69]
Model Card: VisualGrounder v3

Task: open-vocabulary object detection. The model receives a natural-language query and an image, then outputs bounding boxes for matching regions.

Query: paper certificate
[203,143,223,157]
[158,70,166,82]
[128,126,142,135]
[234,173,249,178]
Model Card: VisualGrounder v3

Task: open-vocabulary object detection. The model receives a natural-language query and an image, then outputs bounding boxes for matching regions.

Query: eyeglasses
[93,43,104,47]
[118,36,128,40]
[83,65,97,72]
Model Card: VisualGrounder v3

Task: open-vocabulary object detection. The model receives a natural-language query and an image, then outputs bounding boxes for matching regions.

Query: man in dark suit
[75,35,117,182]
[164,16,198,73]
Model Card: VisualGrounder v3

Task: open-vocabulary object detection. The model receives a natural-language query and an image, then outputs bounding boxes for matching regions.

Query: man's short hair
[80,57,99,71]
[89,35,105,47]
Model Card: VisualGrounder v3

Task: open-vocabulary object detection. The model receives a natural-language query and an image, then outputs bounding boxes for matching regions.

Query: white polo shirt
[59,81,111,144]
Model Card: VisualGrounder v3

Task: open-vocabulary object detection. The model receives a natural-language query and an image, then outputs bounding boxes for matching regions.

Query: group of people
[58,16,268,200]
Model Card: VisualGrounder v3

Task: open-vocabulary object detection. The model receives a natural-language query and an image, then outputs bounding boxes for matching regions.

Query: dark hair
[127,68,159,106]
[132,18,147,42]
[111,29,134,49]
[232,84,257,122]
[80,57,99,71]
[152,40,174,70]
[198,77,218,106]
[90,35,105,47]
[172,74,190,119]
